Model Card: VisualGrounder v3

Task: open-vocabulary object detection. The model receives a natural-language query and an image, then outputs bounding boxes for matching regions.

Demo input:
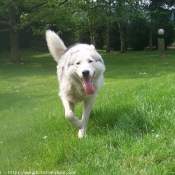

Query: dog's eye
[76,62,80,65]
[88,60,93,63]
[95,59,102,63]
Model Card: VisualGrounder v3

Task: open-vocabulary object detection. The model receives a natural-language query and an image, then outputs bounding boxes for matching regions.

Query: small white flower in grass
[0,142,3,144]
[139,72,146,75]
[156,134,159,138]
[44,136,47,139]
[151,130,154,132]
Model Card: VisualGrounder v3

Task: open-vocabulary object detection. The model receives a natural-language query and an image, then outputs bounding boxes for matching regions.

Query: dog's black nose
[82,70,89,78]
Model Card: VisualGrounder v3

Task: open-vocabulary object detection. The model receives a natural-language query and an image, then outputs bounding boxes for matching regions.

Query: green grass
[0,49,175,175]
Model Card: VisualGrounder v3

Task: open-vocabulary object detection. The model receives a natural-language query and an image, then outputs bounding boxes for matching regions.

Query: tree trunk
[118,22,126,53]
[106,0,111,53]
[149,13,153,51]
[10,31,20,62]
[8,3,21,62]
[117,0,126,53]
[88,16,96,46]
[106,20,110,53]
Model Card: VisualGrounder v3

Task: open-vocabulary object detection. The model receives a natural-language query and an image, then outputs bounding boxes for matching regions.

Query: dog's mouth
[81,76,94,95]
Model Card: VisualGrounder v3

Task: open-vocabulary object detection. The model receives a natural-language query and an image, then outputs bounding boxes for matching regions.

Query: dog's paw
[66,110,82,129]
[78,129,87,139]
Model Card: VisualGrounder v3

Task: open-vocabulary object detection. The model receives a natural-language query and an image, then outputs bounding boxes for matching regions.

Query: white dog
[46,30,105,138]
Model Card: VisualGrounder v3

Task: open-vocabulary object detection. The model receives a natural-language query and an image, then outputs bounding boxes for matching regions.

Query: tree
[112,0,141,53]
[141,0,175,50]
[74,0,107,47]
[116,0,126,53]
[0,0,21,62]
[104,0,112,53]
[0,0,70,62]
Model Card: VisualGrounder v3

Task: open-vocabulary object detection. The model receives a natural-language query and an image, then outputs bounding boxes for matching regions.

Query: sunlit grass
[0,49,175,174]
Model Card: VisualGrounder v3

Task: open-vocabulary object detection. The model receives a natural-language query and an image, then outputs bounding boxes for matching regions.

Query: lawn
[0,49,175,175]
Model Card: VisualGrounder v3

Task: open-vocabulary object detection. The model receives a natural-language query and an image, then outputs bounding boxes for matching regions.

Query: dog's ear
[91,54,104,63]
[90,44,95,49]
[90,50,104,63]
[94,56,104,63]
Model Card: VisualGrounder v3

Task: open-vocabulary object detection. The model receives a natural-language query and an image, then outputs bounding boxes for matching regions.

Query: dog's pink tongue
[82,77,94,95]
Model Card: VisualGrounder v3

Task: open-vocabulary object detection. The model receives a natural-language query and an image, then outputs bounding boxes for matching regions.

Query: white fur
[45,30,67,62]
[46,30,105,138]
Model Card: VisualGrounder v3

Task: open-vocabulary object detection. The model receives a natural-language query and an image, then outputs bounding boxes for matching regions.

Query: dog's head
[64,44,105,95]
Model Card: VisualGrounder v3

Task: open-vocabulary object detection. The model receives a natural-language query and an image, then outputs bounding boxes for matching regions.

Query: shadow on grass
[90,105,154,138]
[0,50,57,79]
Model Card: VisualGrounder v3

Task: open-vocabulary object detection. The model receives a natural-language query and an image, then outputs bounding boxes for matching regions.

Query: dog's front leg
[62,98,82,129]
[78,96,96,138]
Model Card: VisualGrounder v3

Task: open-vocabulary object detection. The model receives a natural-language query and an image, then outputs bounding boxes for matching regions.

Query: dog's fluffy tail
[46,30,67,62]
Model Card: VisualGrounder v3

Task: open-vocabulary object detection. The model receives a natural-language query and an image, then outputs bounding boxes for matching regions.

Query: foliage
[140,0,175,49]
[0,0,174,51]
[127,17,150,50]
